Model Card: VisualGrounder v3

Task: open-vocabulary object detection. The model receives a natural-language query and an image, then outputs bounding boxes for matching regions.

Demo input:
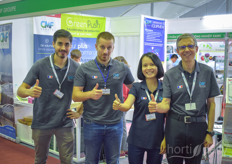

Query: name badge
[185,103,196,110]
[145,113,156,121]
[101,88,110,95]
[53,89,64,99]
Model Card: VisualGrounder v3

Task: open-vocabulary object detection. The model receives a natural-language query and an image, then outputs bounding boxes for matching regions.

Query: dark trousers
[128,144,162,164]
[165,115,208,164]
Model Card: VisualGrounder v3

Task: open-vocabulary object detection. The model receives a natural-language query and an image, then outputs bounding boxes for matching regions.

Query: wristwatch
[206,130,215,136]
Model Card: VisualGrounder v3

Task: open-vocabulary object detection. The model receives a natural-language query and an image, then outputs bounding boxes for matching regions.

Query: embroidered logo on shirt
[113,73,120,79]
[68,76,74,81]
[141,97,147,100]
[92,76,98,79]
[47,75,53,79]
[158,96,163,101]
[199,81,206,88]
[177,85,183,89]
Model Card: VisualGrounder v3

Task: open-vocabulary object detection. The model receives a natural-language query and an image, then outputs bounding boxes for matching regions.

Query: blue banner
[0,23,16,141]
[72,37,97,63]
[34,34,54,62]
[143,17,165,61]
[34,35,97,63]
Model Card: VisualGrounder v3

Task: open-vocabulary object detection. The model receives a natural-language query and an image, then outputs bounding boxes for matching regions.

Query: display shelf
[222,39,232,163]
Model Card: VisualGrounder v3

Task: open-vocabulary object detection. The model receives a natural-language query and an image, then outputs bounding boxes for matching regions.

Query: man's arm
[17,80,42,98]
[204,97,216,147]
[72,83,103,102]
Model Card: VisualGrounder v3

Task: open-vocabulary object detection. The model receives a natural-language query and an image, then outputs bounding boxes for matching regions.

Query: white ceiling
[79,0,232,19]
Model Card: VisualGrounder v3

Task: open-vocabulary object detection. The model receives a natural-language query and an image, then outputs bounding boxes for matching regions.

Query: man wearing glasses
[154,33,220,164]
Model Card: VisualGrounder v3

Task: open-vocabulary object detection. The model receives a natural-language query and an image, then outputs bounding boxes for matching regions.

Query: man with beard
[72,32,134,164]
[17,29,79,164]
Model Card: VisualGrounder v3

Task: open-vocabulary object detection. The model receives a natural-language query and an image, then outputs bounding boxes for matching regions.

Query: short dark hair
[176,33,197,50]
[53,29,72,43]
[96,31,115,44]
[171,54,178,59]
[71,49,82,59]
[137,52,164,80]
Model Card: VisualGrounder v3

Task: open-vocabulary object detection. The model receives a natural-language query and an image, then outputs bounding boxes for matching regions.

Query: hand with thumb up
[91,83,103,100]
[148,93,157,113]
[31,79,42,98]
[113,94,121,110]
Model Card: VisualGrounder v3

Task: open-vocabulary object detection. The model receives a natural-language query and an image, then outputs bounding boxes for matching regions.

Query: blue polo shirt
[74,58,134,124]
[127,80,165,149]
[163,60,220,116]
[23,54,79,129]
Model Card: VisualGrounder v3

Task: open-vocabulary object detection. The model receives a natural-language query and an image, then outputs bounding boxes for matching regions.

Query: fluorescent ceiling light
[0,0,22,5]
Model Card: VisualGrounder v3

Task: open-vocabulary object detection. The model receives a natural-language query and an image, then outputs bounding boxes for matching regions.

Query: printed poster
[33,15,61,62]
[0,23,16,141]
[140,16,165,61]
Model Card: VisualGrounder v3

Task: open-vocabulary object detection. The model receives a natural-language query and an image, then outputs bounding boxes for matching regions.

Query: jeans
[128,144,163,164]
[32,127,74,164]
[83,118,123,164]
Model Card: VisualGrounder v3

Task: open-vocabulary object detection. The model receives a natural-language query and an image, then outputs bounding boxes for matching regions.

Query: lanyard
[49,55,70,90]
[181,71,197,103]
[95,59,110,88]
[145,89,159,102]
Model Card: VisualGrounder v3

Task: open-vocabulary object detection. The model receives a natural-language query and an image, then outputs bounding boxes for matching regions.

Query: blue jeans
[128,144,163,164]
[83,118,123,164]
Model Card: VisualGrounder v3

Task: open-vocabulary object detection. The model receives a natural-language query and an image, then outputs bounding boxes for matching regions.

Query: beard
[56,51,67,59]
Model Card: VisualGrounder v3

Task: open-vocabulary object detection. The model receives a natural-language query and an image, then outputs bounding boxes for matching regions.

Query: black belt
[169,112,206,124]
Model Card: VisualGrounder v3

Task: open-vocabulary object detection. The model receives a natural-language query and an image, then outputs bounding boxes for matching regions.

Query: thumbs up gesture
[31,79,42,98]
[113,94,121,110]
[91,83,103,100]
[148,93,157,113]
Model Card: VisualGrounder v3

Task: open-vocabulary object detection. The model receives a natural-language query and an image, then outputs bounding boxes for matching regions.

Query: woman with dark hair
[113,52,166,164]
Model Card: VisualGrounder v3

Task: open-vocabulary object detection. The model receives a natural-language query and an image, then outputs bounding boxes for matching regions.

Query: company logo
[40,21,54,29]
[113,73,120,79]
[0,31,8,42]
[167,142,204,159]
[0,31,9,49]
[66,17,101,29]
[199,81,206,88]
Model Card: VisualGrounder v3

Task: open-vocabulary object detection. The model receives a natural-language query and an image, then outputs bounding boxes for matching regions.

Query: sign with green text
[61,14,106,38]
[168,33,226,40]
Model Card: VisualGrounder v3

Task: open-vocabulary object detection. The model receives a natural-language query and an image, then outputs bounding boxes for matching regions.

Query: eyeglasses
[178,45,195,50]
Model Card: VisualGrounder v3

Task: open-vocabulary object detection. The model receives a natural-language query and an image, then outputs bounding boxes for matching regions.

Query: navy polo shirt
[74,58,134,124]
[163,60,220,116]
[127,80,165,149]
[23,54,79,129]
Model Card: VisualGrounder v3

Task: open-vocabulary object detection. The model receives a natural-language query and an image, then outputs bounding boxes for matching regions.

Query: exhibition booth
[0,13,232,163]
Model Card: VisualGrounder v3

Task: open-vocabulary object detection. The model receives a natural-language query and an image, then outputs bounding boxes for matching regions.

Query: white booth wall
[111,16,141,82]
[0,18,34,97]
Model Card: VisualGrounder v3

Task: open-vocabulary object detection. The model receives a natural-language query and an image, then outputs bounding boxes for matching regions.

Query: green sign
[168,33,226,40]
[0,0,160,20]
[0,0,118,20]
[61,14,106,38]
